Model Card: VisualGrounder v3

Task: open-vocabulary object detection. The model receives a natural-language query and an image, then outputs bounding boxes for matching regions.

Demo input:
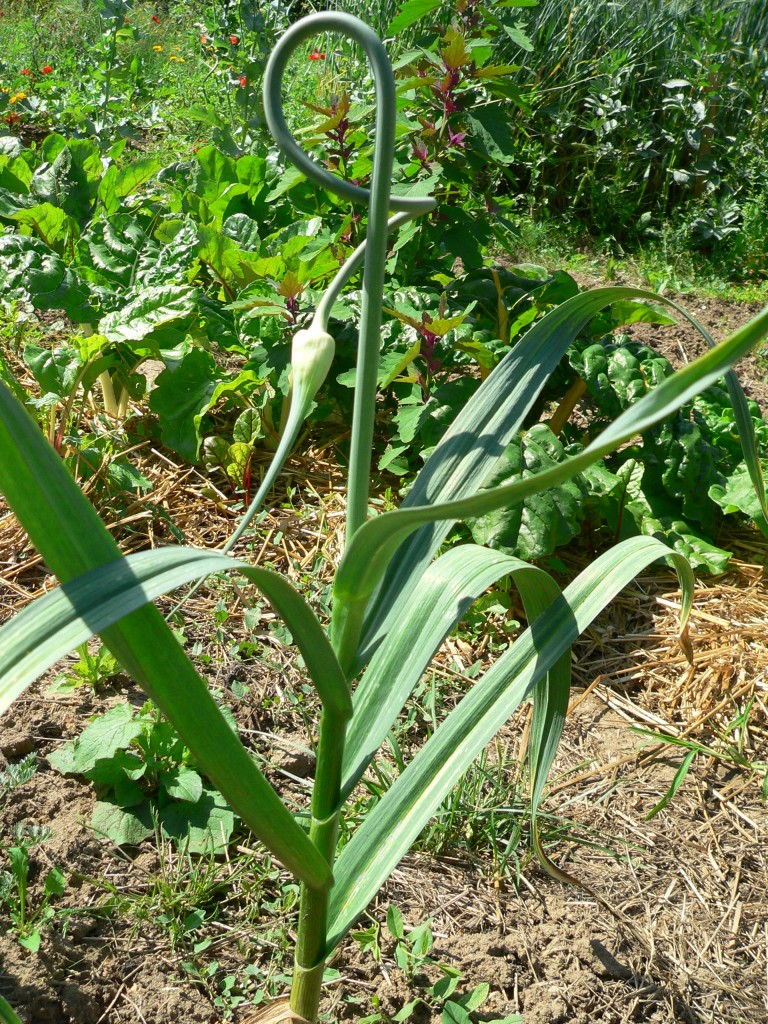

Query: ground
[1,290,767,1024]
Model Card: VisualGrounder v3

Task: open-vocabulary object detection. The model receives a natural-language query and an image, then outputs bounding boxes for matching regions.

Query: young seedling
[2,12,768,1024]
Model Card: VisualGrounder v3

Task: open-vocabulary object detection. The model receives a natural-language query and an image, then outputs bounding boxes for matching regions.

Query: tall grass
[497,0,768,241]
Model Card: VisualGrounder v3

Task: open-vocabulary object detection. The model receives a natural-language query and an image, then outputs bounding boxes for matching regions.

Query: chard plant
[2,12,768,1024]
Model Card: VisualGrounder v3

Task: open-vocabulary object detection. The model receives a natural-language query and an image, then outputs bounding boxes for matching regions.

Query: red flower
[229,35,238,45]
[40,65,53,74]
[20,69,31,76]
[152,15,160,23]
[239,75,247,87]
[308,48,326,61]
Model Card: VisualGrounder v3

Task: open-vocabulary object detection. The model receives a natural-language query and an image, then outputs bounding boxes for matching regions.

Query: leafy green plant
[0,824,66,952]
[48,640,121,693]
[2,12,768,1024]
[48,701,237,853]
[353,906,521,1023]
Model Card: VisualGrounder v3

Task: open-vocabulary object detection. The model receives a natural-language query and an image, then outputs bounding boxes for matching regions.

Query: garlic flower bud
[289,325,336,400]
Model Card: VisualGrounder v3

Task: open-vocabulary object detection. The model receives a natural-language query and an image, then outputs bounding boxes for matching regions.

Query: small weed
[49,701,238,851]
[0,823,66,951]
[49,640,121,694]
[0,754,37,802]
[351,907,522,1023]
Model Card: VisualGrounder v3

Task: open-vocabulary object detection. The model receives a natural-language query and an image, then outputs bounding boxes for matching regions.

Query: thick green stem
[291,709,347,1022]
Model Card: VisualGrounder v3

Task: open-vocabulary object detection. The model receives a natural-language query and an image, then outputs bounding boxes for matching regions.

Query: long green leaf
[0,547,350,721]
[331,302,768,671]
[340,544,564,799]
[327,536,694,947]
[0,382,332,891]
[355,291,768,662]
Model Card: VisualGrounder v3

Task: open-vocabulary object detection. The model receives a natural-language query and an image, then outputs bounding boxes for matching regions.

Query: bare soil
[1,291,768,1023]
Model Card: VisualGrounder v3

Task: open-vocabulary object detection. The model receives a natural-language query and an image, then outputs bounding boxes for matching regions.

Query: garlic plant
[2,12,768,1024]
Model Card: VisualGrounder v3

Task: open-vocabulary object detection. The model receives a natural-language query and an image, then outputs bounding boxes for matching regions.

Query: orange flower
[308,49,326,61]
[200,34,207,44]
[229,35,238,45]
[239,74,247,87]
[20,69,31,76]
[41,65,53,74]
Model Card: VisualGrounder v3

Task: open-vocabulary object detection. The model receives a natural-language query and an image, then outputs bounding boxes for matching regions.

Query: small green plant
[49,701,237,852]
[2,12,768,1024]
[0,824,66,952]
[0,754,37,802]
[353,906,522,1023]
[49,639,121,693]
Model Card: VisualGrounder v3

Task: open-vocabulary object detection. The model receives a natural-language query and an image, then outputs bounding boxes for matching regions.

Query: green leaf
[162,765,204,803]
[644,748,697,820]
[341,546,559,798]
[442,1003,472,1024]
[0,380,335,891]
[710,461,768,527]
[92,798,154,846]
[12,203,69,249]
[100,284,200,344]
[502,23,534,51]
[388,0,441,34]
[327,537,694,948]
[386,904,404,939]
[48,705,144,775]
[160,788,235,854]
[336,294,768,669]
[149,349,217,463]
[43,866,66,897]
[24,344,82,400]
[18,932,41,953]
[468,425,587,561]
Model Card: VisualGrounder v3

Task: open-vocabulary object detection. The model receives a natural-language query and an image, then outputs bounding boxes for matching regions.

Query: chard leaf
[710,461,768,528]
[149,349,218,462]
[100,284,200,343]
[468,425,587,560]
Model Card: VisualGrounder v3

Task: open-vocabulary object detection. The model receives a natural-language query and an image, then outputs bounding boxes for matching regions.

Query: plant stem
[291,709,347,1022]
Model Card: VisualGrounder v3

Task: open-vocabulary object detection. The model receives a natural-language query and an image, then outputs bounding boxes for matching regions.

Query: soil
[2,289,768,1023]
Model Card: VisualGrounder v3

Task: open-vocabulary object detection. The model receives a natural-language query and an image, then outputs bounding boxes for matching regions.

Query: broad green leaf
[160,788,235,854]
[100,284,200,343]
[17,933,41,954]
[161,766,204,803]
[710,461,768,527]
[388,0,441,34]
[502,23,534,51]
[92,798,153,846]
[12,202,69,249]
[149,350,263,463]
[98,156,162,216]
[48,704,143,775]
[24,343,82,400]
[442,1003,472,1024]
[467,425,587,561]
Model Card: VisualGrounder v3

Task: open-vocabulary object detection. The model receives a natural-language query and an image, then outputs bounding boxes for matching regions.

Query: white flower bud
[289,326,336,399]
